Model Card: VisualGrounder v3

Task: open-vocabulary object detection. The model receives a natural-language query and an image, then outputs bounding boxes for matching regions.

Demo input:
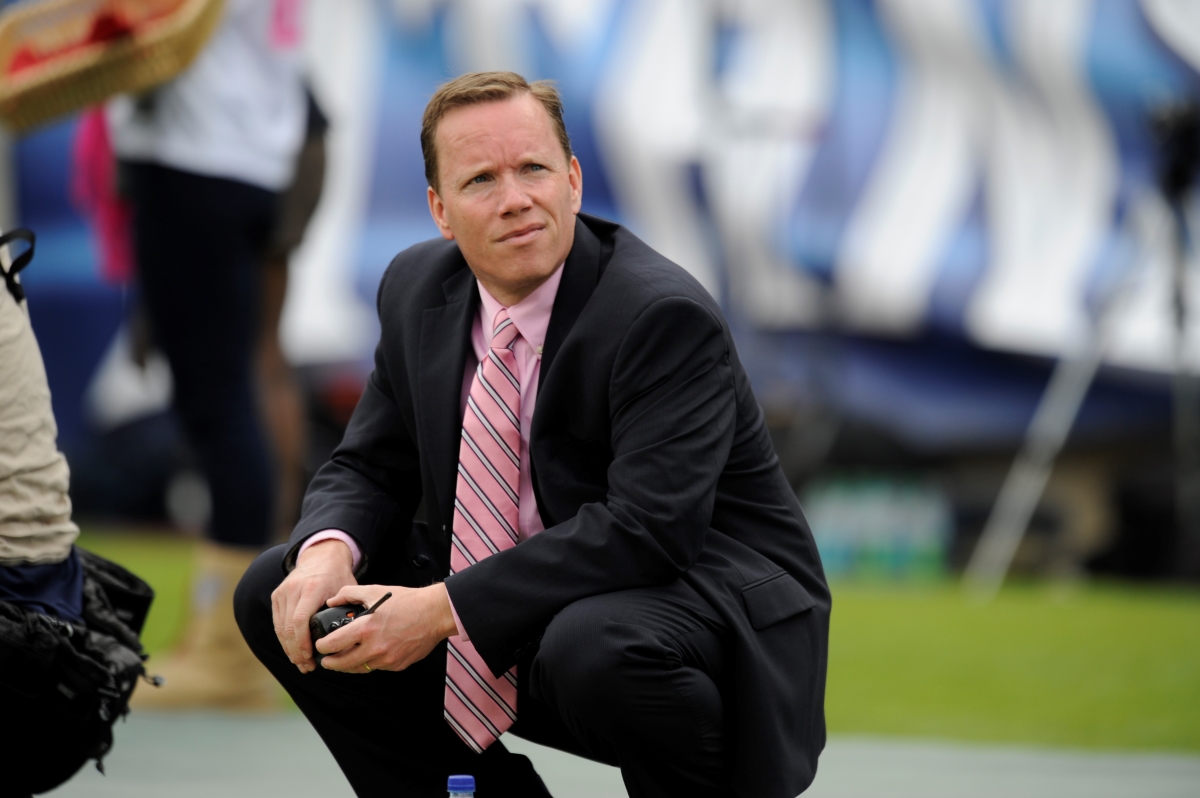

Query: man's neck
[475,273,552,308]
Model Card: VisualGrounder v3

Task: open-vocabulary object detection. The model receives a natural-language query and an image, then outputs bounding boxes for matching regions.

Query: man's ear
[568,156,583,214]
[427,186,455,241]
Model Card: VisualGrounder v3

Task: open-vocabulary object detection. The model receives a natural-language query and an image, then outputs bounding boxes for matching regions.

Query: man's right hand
[271,539,357,673]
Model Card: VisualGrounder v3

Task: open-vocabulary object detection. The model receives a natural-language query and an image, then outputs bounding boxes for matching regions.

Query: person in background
[108,0,308,709]
[258,86,328,544]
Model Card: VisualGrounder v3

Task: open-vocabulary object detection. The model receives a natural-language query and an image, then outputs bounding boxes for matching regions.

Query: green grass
[77,529,1200,752]
[77,529,198,656]
[827,580,1200,752]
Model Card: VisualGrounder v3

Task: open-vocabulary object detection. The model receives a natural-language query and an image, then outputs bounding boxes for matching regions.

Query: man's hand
[316,583,458,674]
[272,539,357,673]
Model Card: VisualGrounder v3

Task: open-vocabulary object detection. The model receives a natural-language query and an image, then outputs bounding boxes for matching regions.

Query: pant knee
[533,599,661,718]
[534,594,732,794]
[534,595,727,750]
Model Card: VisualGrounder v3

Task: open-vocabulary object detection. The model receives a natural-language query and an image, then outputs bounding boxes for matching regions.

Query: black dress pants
[124,161,276,548]
[234,545,734,798]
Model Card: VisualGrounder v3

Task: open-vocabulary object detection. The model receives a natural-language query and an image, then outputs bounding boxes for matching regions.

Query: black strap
[0,227,36,304]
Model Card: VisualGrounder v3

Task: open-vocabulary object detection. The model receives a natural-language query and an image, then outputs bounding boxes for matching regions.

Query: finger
[276,584,302,665]
[318,647,358,672]
[281,583,321,670]
[271,589,284,643]
[318,636,371,672]
[322,638,392,673]
[292,591,328,664]
[315,614,367,656]
[274,592,310,672]
[328,584,387,608]
[272,584,296,645]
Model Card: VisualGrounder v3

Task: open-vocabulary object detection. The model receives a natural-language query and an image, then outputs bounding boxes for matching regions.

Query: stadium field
[77,529,1200,754]
[826,579,1200,752]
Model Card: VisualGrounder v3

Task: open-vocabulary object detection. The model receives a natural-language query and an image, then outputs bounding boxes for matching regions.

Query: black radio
[308,592,392,666]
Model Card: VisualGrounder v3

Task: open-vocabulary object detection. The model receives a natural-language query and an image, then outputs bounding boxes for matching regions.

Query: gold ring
[363,663,372,672]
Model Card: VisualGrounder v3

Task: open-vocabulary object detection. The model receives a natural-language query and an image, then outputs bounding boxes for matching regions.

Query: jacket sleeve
[444,295,735,675]
[282,271,423,574]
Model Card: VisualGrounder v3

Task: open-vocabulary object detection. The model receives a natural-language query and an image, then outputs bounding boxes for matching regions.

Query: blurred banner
[284,0,1200,370]
[11,0,1200,461]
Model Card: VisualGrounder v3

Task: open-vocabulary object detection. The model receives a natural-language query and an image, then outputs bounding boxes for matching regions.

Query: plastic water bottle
[448,774,475,797]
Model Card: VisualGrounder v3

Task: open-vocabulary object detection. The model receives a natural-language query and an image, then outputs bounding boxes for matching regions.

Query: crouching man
[235,72,829,798]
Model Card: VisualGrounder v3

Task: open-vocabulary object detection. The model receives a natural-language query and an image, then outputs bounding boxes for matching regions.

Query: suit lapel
[530,217,603,525]
[418,264,478,525]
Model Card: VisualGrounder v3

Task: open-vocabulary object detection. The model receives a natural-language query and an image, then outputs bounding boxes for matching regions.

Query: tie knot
[490,308,519,350]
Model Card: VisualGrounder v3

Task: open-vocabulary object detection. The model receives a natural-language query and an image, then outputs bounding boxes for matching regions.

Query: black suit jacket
[288,214,830,798]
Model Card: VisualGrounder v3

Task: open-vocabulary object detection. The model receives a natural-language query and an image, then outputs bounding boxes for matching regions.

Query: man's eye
[469,174,490,185]
[528,164,545,172]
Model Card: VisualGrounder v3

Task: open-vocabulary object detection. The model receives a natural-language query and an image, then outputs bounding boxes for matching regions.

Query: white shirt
[107,0,307,191]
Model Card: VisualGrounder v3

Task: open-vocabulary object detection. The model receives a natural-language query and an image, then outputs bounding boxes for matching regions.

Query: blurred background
[4,0,1198,794]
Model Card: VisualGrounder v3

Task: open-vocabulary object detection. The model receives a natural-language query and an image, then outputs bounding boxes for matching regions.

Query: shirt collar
[476,263,565,357]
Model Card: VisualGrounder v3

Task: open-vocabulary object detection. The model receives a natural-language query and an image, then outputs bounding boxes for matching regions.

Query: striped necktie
[444,308,521,752]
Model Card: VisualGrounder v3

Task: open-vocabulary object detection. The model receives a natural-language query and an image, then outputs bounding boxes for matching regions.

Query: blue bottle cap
[448,774,476,791]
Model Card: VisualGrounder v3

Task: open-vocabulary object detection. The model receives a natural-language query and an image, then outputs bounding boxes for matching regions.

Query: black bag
[0,547,155,795]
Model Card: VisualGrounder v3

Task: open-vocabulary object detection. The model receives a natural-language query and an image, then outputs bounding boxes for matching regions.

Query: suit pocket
[741,572,816,630]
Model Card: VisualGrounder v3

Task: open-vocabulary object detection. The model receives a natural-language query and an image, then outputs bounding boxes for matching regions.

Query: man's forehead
[437,95,554,146]
[436,98,565,173]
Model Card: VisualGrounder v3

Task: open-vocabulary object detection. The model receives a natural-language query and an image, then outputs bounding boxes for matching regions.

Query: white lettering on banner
[963,0,1115,358]
[703,0,831,328]
[836,0,1117,357]
[595,0,721,299]
[836,0,986,335]
[289,0,1200,372]
[444,0,616,78]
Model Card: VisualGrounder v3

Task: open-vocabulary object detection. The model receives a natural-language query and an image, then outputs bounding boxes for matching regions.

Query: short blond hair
[421,71,573,191]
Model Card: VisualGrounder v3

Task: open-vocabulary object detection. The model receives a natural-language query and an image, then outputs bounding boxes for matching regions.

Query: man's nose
[497,175,532,216]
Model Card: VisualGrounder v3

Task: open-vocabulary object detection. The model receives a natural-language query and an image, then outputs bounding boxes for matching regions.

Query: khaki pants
[0,282,78,565]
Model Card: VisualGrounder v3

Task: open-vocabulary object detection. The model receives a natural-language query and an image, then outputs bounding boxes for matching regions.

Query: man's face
[427,93,583,305]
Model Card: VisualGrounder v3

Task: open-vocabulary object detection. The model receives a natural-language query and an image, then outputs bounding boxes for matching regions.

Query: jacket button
[412,554,431,568]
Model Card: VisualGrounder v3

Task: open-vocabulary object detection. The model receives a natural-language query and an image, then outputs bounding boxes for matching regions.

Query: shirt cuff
[297,530,362,571]
[446,592,470,642]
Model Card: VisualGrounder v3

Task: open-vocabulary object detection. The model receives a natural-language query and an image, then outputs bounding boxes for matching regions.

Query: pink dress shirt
[299,264,565,639]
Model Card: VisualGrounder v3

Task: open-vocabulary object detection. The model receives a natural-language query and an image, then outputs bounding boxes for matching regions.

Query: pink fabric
[270,0,304,49]
[71,108,135,284]
[445,307,523,752]
[463,264,563,540]
[296,530,363,570]
[445,634,518,740]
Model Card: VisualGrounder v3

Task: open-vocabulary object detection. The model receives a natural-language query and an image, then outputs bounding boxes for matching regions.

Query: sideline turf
[826,580,1200,753]
[77,530,1200,753]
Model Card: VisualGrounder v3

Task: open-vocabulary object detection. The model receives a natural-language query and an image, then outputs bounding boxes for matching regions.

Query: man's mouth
[498,224,544,243]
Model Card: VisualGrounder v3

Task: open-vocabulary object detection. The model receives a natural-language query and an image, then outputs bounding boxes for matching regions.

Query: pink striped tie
[445,308,521,753]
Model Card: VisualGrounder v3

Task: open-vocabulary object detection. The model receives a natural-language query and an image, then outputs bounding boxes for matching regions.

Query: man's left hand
[316,583,458,673]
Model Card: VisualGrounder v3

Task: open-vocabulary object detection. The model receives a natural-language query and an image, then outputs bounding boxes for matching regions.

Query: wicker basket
[0,0,224,133]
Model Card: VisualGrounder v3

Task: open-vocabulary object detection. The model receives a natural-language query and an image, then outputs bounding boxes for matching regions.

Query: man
[235,72,829,798]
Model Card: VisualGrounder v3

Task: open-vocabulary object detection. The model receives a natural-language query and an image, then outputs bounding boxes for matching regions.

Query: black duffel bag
[0,546,156,795]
